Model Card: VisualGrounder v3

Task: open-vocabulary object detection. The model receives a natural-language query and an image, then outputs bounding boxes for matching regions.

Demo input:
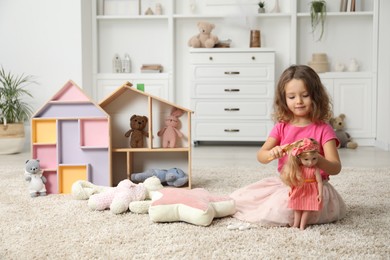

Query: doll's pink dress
[288,166,322,211]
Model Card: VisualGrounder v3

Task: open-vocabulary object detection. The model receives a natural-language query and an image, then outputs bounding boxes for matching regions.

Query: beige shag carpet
[1,154,390,259]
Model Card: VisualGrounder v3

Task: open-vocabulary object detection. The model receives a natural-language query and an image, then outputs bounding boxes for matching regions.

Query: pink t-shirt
[269,122,339,179]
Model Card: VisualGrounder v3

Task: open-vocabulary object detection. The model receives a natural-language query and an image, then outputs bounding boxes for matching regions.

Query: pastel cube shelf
[32,145,57,169]
[32,120,57,144]
[80,119,109,147]
[31,80,110,194]
[58,165,88,194]
[43,170,58,194]
[51,81,91,102]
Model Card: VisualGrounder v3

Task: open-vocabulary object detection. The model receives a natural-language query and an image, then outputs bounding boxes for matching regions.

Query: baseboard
[374,140,390,151]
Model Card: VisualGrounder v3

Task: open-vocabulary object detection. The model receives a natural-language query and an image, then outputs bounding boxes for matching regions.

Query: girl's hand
[268,145,286,161]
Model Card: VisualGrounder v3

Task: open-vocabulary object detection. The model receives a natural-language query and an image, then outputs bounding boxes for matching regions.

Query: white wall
[0,0,84,150]
[376,0,390,150]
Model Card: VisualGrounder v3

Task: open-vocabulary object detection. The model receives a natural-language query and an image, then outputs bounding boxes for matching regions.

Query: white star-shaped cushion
[148,188,236,226]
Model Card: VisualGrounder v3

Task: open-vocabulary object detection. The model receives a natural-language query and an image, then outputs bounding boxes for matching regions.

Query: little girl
[281,138,323,230]
[230,65,346,227]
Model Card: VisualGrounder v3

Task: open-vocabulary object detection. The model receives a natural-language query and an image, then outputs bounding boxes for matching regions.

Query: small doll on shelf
[281,138,323,230]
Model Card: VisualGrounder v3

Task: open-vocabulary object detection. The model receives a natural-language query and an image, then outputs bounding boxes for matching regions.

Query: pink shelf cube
[33,145,57,169]
[80,119,109,147]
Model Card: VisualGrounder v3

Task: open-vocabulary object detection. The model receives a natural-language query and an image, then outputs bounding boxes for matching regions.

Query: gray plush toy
[24,159,47,197]
[330,114,358,149]
[131,168,188,187]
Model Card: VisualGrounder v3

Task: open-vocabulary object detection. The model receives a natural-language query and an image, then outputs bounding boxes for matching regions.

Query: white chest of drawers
[190,48,275,144]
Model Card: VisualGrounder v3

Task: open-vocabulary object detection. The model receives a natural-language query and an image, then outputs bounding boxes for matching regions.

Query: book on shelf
[340,0,360,12]
[349,0,355,12]
[354,0,361,11]
[340,0,348,12]
[141,64,163,73]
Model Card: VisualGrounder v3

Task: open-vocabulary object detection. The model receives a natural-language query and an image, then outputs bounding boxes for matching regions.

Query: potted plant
[0,67,36,154]
[258,1,265,13]
[310,0,327,41]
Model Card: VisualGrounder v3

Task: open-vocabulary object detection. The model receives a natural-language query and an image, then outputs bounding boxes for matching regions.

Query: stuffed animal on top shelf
[24,159,47,197]
[125,114,149,148]
[158,107,184,148]
[330,113,358,149]
[188,21,219,48]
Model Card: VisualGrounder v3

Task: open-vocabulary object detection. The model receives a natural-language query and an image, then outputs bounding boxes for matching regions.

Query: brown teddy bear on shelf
[188,21,219,48]
[330,113,358,149]
[125,115,149,148]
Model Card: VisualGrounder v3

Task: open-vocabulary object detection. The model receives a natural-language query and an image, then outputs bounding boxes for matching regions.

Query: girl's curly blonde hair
[272,65,333,123]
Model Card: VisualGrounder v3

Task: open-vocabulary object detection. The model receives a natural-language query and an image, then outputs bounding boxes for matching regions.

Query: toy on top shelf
[188,21,219,48]
[131,168,188,187]
[125,114,149,148]
[24,159,47,197]
[158,107,184,148]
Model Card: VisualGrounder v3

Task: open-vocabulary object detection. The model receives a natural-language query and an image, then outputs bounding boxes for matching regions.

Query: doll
[281,138,323,230]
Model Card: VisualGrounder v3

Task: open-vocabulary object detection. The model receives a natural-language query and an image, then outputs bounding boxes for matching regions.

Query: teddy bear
[125,114,149,148]
[24,159,47,197]
[71,176,164,214]
[157,107,184,148]
[131,168,188,187]
[330,113,358,149]
[188,21,219,48]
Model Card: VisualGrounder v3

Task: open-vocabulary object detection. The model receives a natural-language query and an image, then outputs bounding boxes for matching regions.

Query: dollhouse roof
[32,80,109,118]
[99,81,191,112]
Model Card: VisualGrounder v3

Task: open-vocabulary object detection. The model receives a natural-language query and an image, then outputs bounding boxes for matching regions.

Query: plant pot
[0,123,25,154]
[258,7,265,13]
[312,2,325,12]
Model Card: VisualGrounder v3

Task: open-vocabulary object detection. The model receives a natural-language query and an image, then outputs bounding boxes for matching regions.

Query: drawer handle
[224,89,240,92]
[224,129,240,132]
[209,56,213,61]
[252,56,256,60]
[224,108,240,111]
[224,71,240,75]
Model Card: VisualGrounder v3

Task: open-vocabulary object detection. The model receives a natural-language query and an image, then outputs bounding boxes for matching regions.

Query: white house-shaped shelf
[31,80,111,194]
[99,82,192,188]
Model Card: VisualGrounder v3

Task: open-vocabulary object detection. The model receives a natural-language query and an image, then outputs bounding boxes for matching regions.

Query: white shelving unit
[91,0,175,102]
[89,0,378,145]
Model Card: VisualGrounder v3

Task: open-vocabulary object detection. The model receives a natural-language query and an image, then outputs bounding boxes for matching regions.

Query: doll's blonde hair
[281,138,320,187]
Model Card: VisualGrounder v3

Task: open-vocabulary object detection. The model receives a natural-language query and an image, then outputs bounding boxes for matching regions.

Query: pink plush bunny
[88,179,146,214]
[157,107,184,148]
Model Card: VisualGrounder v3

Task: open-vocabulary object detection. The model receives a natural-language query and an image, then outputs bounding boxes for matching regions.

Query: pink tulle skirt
[230,176,346,226]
